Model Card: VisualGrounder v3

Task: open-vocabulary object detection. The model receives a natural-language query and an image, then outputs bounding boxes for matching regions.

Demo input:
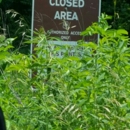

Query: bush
[0,14,130,129]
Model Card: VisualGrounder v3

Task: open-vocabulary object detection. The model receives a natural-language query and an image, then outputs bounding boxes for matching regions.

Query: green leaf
[0,35,5,42]
[0,51,9,60]
[117,29,128,35]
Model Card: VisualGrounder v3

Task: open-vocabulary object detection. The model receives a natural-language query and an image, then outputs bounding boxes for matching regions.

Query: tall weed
[0,14,130,129]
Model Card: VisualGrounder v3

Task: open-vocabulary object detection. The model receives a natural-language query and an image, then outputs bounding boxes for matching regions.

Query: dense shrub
[0,14,130,129]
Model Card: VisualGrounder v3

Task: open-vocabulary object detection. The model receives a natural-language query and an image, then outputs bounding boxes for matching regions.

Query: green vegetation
[0,0,31,53]
[102,0,130,36]
[0,0,130,129]
[0,14,130,129]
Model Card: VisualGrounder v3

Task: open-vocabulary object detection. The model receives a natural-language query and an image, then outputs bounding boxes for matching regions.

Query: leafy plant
[0,14,130,129]
[102,0,130,36]
[0,0,31,54]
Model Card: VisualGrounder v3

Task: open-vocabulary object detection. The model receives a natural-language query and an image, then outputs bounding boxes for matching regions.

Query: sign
[32,0,101,43]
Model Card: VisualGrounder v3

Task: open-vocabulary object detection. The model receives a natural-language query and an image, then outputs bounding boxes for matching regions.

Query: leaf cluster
[0,14,130,129]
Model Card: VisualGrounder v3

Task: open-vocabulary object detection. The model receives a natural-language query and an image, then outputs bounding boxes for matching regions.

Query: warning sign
[32,0,101,42]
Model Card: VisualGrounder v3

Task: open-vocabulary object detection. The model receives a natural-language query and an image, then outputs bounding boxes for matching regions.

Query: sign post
[31,0,101,51]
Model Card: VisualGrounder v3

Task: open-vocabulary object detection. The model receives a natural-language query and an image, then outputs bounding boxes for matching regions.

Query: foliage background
[0,0,130,130]
[0,0,130,49]
[0,15,130,129]
[0,0,31,53]
[102,0,130,37]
